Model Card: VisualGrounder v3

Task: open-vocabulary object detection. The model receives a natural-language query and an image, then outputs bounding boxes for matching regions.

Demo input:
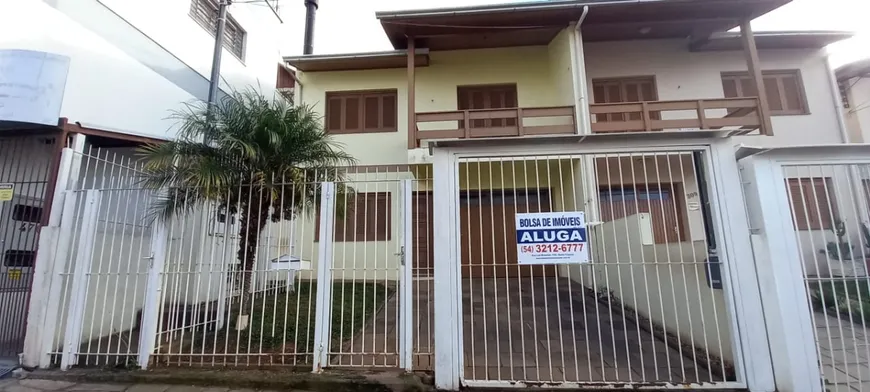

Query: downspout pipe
[825,52,851,144]
[572,6,590,135]
[825,51,869,221]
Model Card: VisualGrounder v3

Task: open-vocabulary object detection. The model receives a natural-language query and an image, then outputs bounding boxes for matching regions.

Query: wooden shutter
[316,192,392,241]
[189,0,245,59]
[787,178,837,230]
[592,77,659,123]
[721,70,808,115]
[598,184,685,244]
[324,90,398,134]
[457,84,518,129]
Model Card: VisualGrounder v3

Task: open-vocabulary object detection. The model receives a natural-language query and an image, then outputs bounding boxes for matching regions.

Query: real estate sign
[516,211,589,265]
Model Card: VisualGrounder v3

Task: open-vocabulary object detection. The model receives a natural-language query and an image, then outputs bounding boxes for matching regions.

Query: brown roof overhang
[693,31,853,52]
[377,0,790,51]
[284,50,429,72]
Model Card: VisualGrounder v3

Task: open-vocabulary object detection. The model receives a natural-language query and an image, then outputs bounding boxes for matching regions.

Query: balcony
[411,97,762,147]
[590,97,762,134]
[414,106,576,146]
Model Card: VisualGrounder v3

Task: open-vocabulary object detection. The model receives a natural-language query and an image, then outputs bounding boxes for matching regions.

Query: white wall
[95,0,281,97]
[0,0,282,140]
[568,214,734,362]
[584,39,844,147]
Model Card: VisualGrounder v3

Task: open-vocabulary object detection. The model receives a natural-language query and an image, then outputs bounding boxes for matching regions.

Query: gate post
[59,190,101,370]
[707,140,776,391]
[312,182,336,372]
[432,149,461,390]
[737,153,822,392]
[137,216,170,369]
[398,179,414,371]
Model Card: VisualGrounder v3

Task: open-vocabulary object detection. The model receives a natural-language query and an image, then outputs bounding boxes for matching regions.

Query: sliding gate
[445,145,750,389]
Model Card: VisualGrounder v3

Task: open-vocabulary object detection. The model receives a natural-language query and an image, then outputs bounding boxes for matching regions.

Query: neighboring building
[837,58,870,143]
[0,0,285,363]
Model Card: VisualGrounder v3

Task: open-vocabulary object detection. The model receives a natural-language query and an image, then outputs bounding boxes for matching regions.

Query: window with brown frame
[721,70,809,115]
[457,84,518,128]
[325,90,397,134]
[787,178,837,230]
[315,192,391,241]
[189,0,246,60]
[592,76,660,123]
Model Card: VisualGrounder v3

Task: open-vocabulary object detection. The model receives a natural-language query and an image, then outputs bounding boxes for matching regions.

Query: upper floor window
[457,84,518,128]
[326,90,397,134]
[592,76,659,122]
[721,70,809,115]
[189,0,246,60]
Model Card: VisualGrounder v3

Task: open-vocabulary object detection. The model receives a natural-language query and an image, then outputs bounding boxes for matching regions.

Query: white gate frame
[431,134,774,391]
[59,190,101,370]
[737,144,870,392]
[312,181,337,372]
[311,180,415,372]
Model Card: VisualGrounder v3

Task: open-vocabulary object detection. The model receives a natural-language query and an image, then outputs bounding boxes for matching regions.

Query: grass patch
[809,279,870,324]
[186,282,393,360]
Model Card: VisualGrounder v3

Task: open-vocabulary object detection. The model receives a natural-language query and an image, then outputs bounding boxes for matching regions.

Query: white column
[738,153,821,392]
[137,217,170,369]
[312,182,336,372]
[398,179,414,371]
[707,140,776,391]
[23,134,86,368]
[59,189,100,370]
[432,148,462,390]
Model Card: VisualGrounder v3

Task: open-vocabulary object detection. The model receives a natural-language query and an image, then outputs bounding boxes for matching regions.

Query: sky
[275,0,870,68]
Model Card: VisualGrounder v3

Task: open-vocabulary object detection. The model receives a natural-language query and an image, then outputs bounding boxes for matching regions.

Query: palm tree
[139,90,355,324]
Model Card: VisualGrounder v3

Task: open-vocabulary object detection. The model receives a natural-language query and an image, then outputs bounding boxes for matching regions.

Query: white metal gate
[38,148,428,371]
[440,144,750,389]
[740,151,870,392]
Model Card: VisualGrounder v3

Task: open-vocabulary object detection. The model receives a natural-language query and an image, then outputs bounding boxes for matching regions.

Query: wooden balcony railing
[414,106,575,146]
[589,97,762,134]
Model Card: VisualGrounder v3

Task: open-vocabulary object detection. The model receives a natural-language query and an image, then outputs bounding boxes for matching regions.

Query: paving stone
[125,385,172,392]
[0,379,19,388]
[67,383,129,391]
[18,380,75,391]
[4,385,41,392]
[198,388,229,392]
[166,386,208,392]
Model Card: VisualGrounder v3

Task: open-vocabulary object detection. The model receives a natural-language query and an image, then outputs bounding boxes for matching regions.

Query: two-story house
[0,0,286,366]
[283,0,855,389]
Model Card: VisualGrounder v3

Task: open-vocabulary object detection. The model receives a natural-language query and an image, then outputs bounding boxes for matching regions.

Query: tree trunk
[235,193,272,323]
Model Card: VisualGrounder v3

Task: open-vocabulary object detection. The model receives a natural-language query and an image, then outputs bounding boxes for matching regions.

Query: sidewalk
[0,379,277,392]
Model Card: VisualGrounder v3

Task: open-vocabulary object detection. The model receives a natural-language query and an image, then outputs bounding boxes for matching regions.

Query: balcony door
[457,84,518,128]
[592,77,659,124]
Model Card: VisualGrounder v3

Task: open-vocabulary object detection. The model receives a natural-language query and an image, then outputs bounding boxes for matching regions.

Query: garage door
[459,189,555,278]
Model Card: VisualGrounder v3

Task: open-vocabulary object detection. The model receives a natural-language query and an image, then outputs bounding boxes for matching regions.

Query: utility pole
[207,0,231,107]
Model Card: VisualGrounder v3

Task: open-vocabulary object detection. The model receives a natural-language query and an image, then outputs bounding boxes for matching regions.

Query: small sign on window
[0,183,12,201]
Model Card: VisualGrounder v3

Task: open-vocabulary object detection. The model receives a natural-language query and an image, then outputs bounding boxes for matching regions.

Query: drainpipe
[826,52,851,144]
[825,51,869,224]
[571,6,601,241]
[571,6,590,135]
